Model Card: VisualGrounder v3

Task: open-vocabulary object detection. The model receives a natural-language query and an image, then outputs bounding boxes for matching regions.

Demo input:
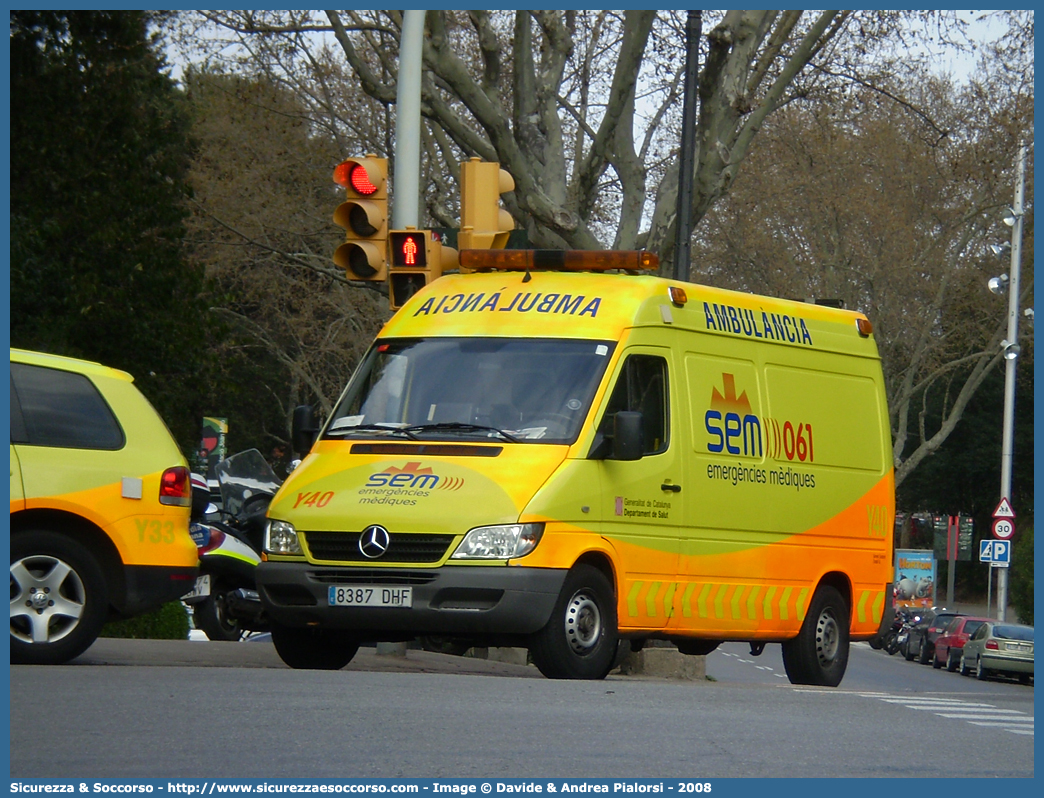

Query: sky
[910,10,1013,81]
[164,10,1018,87]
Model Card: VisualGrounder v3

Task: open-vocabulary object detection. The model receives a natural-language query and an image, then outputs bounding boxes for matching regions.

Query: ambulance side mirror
[612,411,644,461]
[292,405,319,456]
[589,411,644,461]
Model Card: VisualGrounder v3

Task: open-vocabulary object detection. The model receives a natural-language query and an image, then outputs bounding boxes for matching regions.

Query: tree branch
[325,10,396,104]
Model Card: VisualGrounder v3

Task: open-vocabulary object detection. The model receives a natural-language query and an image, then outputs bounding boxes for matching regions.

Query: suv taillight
[159,466,191,506]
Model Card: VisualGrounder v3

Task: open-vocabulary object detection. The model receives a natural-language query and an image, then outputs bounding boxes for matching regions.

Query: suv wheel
[10,530,109,665]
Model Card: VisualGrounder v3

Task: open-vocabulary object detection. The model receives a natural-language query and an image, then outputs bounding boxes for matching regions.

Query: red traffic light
[349,164,378,195]
[333,161,380,196]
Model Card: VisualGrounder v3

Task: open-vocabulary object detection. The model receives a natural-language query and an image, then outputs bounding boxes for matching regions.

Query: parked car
[933,615,991,671]
[10,348,199,665]
[960,621,1034,683]
[905,608,962,664]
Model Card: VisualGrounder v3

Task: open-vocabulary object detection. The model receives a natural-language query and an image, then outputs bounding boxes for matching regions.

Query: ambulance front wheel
[529,564,618,680]
[781,585,850,687]
[270,623,360,670]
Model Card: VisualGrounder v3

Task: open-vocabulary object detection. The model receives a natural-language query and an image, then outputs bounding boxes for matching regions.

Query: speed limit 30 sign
[992,517,1015,540]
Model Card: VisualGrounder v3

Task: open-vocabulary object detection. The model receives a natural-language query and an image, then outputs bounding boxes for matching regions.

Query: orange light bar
[458,249,658,272]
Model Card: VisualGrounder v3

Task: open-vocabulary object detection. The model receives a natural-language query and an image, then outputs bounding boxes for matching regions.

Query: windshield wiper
[400,422,521,443]
[326,424,419,440]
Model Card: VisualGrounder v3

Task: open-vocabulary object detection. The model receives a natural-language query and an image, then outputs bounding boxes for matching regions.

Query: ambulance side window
[600,355,668,455]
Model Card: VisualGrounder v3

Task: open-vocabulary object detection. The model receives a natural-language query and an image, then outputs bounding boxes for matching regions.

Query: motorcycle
[893,610,921,658]
[182,449,282,641]
[881,610,910,655]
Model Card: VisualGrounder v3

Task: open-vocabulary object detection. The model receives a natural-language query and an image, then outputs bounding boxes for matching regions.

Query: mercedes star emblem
[358,525,391,559]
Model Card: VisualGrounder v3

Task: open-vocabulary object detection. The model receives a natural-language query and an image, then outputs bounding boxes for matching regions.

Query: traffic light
[458,158,515,260]
[387,229,459,310]
[332,156,388,281]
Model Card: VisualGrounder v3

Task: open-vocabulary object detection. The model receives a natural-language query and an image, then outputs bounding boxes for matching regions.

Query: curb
[468,645,708,680]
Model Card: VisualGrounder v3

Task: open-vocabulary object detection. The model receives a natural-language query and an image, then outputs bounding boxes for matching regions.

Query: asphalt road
[8,637,1034,779]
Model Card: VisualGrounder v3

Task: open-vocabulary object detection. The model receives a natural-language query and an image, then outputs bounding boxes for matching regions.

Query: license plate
[182,574,211,601]
[328,585,413,608]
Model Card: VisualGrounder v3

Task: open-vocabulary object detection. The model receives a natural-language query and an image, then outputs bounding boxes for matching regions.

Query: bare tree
[184,70,385,416]
[690,63,1033,486]
[172,11,980,269]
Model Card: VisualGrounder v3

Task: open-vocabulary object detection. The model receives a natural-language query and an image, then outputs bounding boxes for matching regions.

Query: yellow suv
[9,349,199,664]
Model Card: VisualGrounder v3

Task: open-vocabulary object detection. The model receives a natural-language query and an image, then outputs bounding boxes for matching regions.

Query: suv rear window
[11,363,125,450]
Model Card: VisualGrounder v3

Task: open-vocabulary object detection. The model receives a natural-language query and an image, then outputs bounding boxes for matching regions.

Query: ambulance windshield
[325,338,616,444]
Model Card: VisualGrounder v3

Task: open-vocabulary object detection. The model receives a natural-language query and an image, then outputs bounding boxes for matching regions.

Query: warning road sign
[993,498,1016,519]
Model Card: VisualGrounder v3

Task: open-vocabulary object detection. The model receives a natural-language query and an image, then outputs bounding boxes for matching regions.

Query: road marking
[873,697,968,704]
[906,705,1021,712]
[859,693,1033,737]
[929,708,1024,715]
[967,719,1034,726]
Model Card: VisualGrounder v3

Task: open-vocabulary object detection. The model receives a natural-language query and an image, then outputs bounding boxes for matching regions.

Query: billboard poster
[893,548,936,609]
[194,416,228,476]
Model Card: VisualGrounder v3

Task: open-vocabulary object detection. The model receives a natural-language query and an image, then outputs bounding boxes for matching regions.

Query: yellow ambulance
[257,251,894,684]
[10,349,199,664]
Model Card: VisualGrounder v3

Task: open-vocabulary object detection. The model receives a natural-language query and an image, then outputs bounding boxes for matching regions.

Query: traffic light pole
[392,10,424,230]
[672,11,701,282]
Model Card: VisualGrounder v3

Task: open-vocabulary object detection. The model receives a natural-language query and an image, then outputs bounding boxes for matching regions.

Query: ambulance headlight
[451,523,545,560]
[265,520,303,556]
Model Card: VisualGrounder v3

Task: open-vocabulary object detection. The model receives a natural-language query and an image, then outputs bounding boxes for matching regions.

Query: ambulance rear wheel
[530,564,618,680]
[781,585,849,687]
[270,623,359,670]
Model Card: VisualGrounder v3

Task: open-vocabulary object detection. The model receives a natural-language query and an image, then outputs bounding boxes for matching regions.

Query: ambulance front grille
[303,531,456,563]
[308,570,438,586]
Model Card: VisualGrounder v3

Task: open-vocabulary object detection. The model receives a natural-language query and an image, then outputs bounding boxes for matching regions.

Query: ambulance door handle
[660,482,681,493]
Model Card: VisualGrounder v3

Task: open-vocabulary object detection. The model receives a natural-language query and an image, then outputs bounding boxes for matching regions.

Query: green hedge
[101,601,190,640]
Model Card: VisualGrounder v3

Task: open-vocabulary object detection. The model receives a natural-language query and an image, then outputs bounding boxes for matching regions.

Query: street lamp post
[996,139,1027,622]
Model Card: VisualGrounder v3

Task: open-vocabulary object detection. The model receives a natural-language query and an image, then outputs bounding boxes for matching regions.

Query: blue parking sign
[992,540,1011,563]
[979,539,1011,563]
[979,539,993,561]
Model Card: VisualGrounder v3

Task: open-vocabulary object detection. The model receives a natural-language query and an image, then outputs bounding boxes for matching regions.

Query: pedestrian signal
[388,230,458,310]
